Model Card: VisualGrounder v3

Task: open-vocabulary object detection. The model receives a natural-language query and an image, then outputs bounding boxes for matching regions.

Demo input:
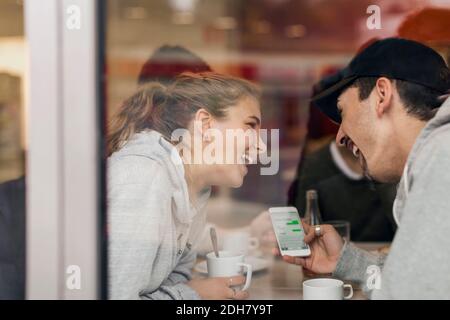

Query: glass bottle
[304,189,323,226]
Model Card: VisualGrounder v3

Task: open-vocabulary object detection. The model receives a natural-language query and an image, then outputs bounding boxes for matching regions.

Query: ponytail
[107,83,168,155]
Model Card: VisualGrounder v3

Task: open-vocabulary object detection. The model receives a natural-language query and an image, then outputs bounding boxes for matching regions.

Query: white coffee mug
[206,251,253,291]
[222,231,259,256]
[303,278,353,300]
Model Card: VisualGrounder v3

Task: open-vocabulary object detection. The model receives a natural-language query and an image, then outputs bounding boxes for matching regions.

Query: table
[193,242,389,300]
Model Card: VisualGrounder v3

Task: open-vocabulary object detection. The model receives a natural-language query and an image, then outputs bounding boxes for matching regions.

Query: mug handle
[237,263,253,291]
[248,237,260,250]
[343,284,353,300]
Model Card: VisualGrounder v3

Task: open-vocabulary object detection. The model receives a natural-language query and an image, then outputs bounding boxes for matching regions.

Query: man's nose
[336,126,347,147]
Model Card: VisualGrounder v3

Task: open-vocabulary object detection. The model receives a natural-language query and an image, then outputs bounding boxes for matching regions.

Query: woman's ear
[375,77,393,118]
[194,108,214,141]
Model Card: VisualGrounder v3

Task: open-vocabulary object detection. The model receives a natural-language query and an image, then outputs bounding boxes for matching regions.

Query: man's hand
[274,222,344,275]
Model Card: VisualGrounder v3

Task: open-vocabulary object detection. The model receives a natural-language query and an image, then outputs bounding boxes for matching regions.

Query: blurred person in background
[137,45,212,86]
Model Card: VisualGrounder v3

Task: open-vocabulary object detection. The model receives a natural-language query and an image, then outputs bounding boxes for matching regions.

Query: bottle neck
[305,193,322,225]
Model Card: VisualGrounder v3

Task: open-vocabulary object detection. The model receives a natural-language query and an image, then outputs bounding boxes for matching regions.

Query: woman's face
[205,95,266,188]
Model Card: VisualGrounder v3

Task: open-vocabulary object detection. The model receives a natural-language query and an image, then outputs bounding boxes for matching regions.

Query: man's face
[336,86,401,183]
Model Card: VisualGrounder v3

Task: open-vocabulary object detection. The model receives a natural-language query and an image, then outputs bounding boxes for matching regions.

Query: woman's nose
[253,134,266,155]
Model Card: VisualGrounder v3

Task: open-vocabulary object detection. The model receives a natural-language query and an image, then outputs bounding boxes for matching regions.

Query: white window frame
[25,0,104,299]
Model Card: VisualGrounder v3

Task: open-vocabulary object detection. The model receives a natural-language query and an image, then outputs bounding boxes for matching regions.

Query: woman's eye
[246,122,257,129]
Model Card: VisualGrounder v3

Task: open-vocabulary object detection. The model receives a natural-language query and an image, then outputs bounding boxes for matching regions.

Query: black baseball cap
[311,38,450,123]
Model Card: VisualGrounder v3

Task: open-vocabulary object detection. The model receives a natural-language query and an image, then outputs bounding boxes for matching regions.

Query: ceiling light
[168,0,198,12]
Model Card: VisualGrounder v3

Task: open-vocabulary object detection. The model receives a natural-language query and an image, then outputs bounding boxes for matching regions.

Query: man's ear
[374,77,393,118]
[194,108,214,140]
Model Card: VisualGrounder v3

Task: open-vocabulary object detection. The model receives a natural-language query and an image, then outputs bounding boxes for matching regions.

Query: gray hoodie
[333,97,450,299]
[107,130,210,300]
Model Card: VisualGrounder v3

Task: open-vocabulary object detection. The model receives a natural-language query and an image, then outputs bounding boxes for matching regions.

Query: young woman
[107,72,265,300]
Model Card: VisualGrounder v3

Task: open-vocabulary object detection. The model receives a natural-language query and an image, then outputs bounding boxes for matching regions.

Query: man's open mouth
[344,137,372,179]
[345,138,360,158]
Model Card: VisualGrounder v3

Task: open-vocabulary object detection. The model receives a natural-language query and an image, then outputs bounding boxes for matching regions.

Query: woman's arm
[161,248,197,286]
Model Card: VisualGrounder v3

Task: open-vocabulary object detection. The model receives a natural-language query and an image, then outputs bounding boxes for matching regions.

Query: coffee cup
[303,278,353,300]
[206,250,253,291]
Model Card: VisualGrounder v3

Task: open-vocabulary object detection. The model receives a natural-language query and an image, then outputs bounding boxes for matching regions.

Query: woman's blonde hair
[108,72,260,156]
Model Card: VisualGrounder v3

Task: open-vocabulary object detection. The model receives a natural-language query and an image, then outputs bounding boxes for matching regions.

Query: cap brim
[311,75,358,124]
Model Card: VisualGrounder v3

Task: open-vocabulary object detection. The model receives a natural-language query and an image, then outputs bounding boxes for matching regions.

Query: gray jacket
[107,130,210,300]
[333,97,450,299]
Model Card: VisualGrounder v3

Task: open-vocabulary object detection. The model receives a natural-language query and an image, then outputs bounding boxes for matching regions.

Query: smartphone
[269,206,311,257]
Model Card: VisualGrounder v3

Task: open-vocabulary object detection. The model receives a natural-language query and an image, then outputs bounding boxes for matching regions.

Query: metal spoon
[210,227,220,258]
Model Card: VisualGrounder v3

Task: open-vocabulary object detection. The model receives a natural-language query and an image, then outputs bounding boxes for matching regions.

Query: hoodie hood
[114,129,211,226]
[393,96,450,224]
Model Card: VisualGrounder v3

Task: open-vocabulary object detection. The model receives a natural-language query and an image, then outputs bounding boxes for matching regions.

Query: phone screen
[271,209,309,251]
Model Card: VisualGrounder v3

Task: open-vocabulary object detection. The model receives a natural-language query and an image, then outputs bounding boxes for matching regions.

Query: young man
[288,77,397,242]
[280,38,450,299]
